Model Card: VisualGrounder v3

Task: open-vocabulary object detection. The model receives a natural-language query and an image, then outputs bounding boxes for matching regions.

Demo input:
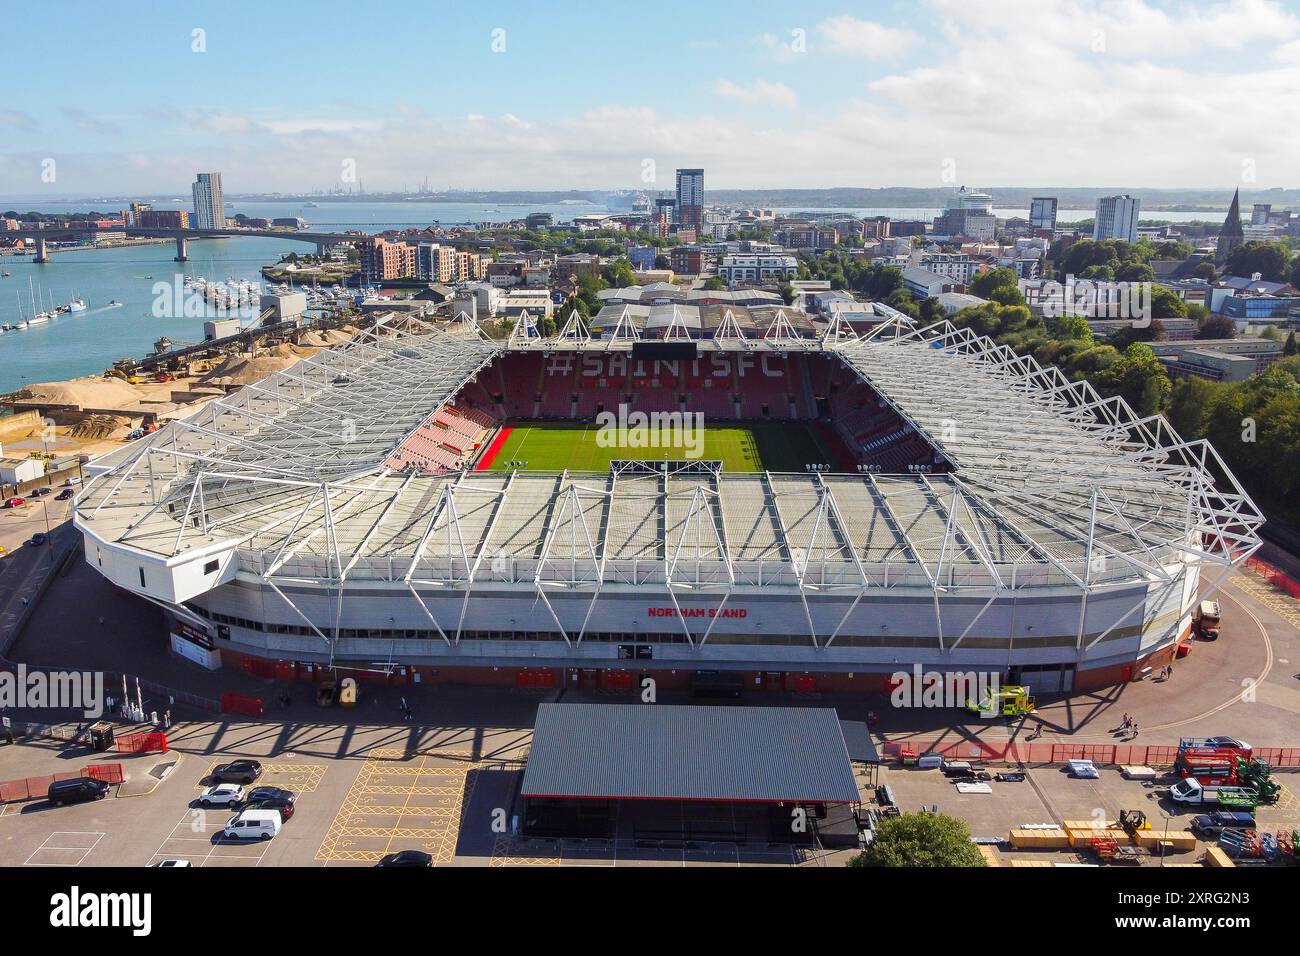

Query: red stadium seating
[398,350,945,475]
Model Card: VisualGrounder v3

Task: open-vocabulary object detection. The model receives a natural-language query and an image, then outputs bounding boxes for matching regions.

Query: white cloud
[815,16,922,58]
[12,1,1300,193]
[714,79,798,109]
[0,110,36,130]
[259,118,382,135]
[753,32,805,64]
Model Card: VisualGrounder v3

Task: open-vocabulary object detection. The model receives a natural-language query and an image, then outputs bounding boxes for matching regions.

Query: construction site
[0,315,367,485]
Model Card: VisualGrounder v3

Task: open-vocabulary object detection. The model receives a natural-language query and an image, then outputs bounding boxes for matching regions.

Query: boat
[304,201,319,208]
[28,311,50,325]
[109,299,120,306]
[68,297,87,312]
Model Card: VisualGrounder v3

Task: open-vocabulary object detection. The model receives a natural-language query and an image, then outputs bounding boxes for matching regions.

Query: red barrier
[116,732,167,754]
[219,692,264,717]
[0,764,125,803]
[85,763,125,784]
[1246,557,1300,599]
[880,739,1300,769]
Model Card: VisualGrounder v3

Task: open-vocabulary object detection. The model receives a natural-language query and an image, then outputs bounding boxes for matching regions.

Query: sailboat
[68,296,87,312]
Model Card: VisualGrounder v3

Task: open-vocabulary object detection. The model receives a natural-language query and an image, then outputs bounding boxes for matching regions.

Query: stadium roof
[74,311,1263,646]
[520,703,860,803]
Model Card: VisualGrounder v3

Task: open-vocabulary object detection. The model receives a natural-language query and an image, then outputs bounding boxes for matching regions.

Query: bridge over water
[5,226,365,263]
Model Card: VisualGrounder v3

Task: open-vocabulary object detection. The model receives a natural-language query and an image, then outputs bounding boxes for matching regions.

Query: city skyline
[3,0,1300,196]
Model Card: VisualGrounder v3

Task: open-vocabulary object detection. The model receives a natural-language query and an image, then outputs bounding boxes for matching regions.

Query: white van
[222,808,282,840]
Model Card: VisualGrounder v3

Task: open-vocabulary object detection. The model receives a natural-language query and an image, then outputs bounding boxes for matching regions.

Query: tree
[1285,331,1298,357]
[1224,241,1290,281]
[654,254,670,270]
[601,257,636,289]
[1115,262,1156,284]
[1092,342,1171,415]
[1191,261,1217,282]
[701,276,728,291]
[1149,286,1188,319]
[1291,255,1300,290]
[1198,315,1236,340]
[848,812,986,867]
[1167,375,1218,437]
[1048,314,1093,342]
[969,267,1019,299]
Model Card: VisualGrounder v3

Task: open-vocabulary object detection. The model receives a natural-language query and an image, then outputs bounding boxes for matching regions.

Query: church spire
[1216,188,1244,266]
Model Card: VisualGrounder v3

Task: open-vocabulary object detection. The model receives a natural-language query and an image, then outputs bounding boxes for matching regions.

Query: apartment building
[417,243,455,283]
[359,237,416,283]
[717,253,799,284]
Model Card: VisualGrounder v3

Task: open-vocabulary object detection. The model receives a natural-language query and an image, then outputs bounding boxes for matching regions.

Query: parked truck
[1169,778,1259,810]
[1193,600,1221,640]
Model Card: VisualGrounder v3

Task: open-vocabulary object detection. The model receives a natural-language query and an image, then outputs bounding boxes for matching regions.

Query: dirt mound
[14,377,145,410]
[198,345,317,388]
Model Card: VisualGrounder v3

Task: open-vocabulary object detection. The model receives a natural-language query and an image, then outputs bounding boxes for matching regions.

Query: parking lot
[876,760,1300,864]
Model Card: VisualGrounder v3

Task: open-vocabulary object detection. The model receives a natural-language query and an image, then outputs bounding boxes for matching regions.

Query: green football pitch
[477,422,835,473]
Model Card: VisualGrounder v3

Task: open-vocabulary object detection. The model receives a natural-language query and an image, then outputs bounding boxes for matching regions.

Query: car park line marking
[316,748,478,864]
[24,831,104,867]
[147,805,272,868]
[1229,573,1300,630]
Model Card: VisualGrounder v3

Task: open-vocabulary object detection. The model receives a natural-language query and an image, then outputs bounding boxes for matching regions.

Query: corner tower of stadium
[74,309,1263,693]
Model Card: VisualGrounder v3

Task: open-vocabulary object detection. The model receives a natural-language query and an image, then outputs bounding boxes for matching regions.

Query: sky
[2,0,1300,197]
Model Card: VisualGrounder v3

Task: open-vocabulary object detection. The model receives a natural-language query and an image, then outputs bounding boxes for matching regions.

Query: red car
[4,497,25,508]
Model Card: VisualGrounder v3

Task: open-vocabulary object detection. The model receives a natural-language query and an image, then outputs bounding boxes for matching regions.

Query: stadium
[73,308,1264,695]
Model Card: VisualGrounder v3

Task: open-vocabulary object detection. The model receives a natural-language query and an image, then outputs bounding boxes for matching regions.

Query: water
[4,198,614,233]
[0,237,291,392]
[0,197,1221,393]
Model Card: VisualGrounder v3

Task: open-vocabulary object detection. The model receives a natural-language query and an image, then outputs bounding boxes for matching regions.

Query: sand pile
[198,344,317,388]
[15,377,145,410]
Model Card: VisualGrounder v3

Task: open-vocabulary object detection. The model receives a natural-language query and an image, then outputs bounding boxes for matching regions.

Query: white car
[153,859,192,867]
[64,476,82,486]
[1067,759,1100,779]
[198,783,245,807]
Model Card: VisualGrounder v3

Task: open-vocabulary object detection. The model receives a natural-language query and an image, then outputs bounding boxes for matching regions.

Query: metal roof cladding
[520,703,861,804]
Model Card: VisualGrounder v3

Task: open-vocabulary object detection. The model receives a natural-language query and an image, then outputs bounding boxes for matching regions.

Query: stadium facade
[74,310,1263,694]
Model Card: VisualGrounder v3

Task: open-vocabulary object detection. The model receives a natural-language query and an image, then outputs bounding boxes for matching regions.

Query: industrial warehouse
[71,310,1263,694]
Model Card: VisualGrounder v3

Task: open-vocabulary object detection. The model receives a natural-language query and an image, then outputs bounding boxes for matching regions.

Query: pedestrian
[1121,712,1131,730]
[1131,719,1139,738]
[399,695,408,714]
[404,705,413,722]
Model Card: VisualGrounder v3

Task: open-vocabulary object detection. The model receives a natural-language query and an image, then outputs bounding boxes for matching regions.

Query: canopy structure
[73,313,1263,659]
[520,703,860,804]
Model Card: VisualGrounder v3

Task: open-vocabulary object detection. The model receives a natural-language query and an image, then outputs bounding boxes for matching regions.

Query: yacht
[68,297,87,312]
[27,311,50,325]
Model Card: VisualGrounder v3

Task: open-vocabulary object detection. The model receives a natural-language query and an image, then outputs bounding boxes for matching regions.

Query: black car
[29,533,47,547]
[995,771,1027,783]
[376,850,432,868]
[31,487,51,497]
[47,777,110,805]
[243,786,296,820]
[210,760,263,784]
[56,489,73,501]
